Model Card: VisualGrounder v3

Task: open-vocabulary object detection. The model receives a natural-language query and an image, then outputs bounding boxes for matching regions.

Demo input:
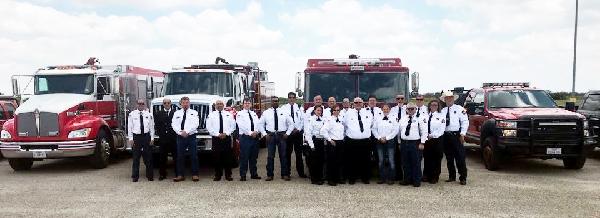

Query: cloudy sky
[0,0,598,96]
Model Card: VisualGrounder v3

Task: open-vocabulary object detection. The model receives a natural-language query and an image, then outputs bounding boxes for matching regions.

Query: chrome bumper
[0,140,96,159]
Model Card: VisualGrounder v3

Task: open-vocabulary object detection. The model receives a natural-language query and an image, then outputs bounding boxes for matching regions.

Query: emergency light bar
[46,65,98,70]
[482,82,530,88]
[184,64,251,71]
[318,58,396,66]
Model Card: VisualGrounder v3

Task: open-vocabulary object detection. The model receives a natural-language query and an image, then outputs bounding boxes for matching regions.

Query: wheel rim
[101,138,110,159]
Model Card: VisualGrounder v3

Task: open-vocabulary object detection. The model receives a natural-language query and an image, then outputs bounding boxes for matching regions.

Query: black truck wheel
[482,137,501,171]
[89,130,111,169]
[563,156,586,169]
[8,158,34,171]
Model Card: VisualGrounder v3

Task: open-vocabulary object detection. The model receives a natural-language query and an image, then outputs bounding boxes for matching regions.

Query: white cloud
[22,0,225,10]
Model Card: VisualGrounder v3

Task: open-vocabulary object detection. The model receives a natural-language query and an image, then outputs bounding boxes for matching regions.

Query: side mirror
[249,90,256,98]
[565,102,576,112]
[78,103,86,111]
[295,72,303,97]
[466,103,484,115]
[411,72,419,95]
[11,78,19,96]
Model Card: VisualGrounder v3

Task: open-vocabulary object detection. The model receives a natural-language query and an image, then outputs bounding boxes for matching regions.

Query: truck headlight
[68,128,92,138]
[583,130,590,137]
[497,121,517,129]
[502,130,517,137]
[1,130,12,139]
[583,120,589,129]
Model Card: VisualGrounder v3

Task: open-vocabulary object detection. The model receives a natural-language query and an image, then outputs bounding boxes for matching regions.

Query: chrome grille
[16,112,59,137]
[17,112,36,137]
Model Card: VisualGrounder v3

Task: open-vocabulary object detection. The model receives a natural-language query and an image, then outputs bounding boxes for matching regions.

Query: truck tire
[563,156,586,169]
[89,130,111,169]
[8,159,34,171]
[482,137,501,171]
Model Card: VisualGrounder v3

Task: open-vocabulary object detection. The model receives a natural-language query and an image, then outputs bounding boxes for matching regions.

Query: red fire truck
[150,58,274,155]
[0,58,164,171]
[296,55,418,107]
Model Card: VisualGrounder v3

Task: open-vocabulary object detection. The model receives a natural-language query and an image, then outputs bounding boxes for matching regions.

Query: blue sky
[1,0,599,96]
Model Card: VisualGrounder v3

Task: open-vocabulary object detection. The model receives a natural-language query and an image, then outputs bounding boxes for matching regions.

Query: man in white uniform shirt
[259,96,294,181]
[343,97,374,184]
[206,100,237,181]
[390,94,406,181]
[128,99,155,182]
[441,91,469,185]
[280,92,308,178]
[236,99,262,181]
[171,97,200,182]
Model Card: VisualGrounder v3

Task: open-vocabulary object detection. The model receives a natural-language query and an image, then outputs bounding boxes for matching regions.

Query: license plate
[32,151,46,159]
[546,148,562,155]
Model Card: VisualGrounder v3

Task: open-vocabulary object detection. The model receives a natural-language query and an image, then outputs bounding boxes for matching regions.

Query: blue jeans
[266,132,289,177]
[376,140,396,181]
[176,135,199,177]
[239,135,259,177]
[401,140,423,185]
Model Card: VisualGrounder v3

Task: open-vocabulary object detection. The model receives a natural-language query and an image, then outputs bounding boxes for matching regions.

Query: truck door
[464,89,485,143]
[96,76,118,128]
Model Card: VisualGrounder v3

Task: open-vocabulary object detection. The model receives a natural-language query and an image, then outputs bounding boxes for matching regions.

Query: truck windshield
[164,72,232,96]
[306,72,408,103]
[488,90,557,108]
[34,74,94,95]
[581,94,600,111]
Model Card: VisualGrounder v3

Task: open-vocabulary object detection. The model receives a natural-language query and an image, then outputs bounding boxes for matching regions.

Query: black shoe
[413,183,421,187]
[213,177,222,181]
[361,179,370,184]
[460,180,467,185]
[445,178,456,182]
[240,177,247,181]
[348,180,356,185]
[283,176,291,181]
[158,176,166,181]
[429,178,439,184]
[377,180,385,184]
[251,175,262,180]
[316,181,324,185]
[265,176,274,181]
[225,177,233,181]
[328,181,337,186]
[421,177,429,182]
[147,177,154,181]
[338,180,346,184]
[299,174,308,178]
[132,178,139,182]
[400,181,410,186]
[387,180,395,185]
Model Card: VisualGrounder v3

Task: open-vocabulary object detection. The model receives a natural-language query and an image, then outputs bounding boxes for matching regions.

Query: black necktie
[336,118,340,123]
[248,110,254,131]
[417,107,421,117]
[219,111,223,134]
[383,116,388,120]
[290,105,295,122]
[446,107,450,127]
[181,109,187,130]
[405,116,413,136]
[317,117,321,121]
[358,112,364,132]
[139,112,144,134]
[274,108,279,131]
[397,106,402,121]
[428,114,433,134]
[370,107,375,116]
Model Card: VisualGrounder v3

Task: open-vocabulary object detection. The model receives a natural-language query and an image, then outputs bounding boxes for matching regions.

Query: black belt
[134,133,150,136]
[444,131,461,136]
[266,131,286,135]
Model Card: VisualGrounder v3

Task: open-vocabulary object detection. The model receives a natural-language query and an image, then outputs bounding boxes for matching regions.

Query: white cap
[439,90,455,100]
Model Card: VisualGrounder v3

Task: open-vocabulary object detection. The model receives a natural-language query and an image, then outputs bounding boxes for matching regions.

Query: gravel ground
[0,146,599,218]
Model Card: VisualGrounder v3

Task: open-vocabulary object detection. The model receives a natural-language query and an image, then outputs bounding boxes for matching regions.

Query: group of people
[127,91,469,188]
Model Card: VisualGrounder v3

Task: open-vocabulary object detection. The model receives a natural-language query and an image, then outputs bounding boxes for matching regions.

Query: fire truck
[150,58,274,154]
[0,58,164,171]
[296,54,419,108]
[461,83,596,170]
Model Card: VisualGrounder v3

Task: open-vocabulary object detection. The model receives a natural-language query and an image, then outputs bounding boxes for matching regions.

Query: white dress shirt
[343,108,374,139]
[304,115,325,149]
[442,104,469,136]
[128,109,155,140]
[172,108,200,136]
[390,104,406,121]
[364,106,383,119]
[372,115,399,141]
[280,103,305,131]
[259,107,294,135]
[305,105,330,119]
[236,109,259,136]
[206,110,236,137]
[339,108,351,120]
[398,114,427,144]
[425,111,446,139]
[321,115,345,141]
[322,107,334,118]
[415,105,428,118]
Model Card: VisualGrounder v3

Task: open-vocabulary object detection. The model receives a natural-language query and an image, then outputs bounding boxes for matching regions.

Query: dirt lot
[0,146,599,218]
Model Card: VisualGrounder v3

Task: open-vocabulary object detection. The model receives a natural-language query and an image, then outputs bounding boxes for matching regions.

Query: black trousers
[423,136,443,181]
[345,138,371,182]
[443,132,468,181]
[286,131,306,176]
[158,135,177,177]
[212,136,234,178]
[309,137,325,183]
[325,140,344,183]
[132,133,153,179]
[395,139,403,181]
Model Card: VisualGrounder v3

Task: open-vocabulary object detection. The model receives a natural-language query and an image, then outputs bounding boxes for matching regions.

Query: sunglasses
[163,102,171,105]
[407,108,416,110]
[137,103,145,105]
[353,102,362,104]
[416,99,424,101]
[396,97,405,100]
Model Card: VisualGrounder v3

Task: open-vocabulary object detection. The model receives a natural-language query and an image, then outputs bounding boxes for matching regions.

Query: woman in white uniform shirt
[321,105,345,186]
[422,99,446,184]
[304,106,326,185]
[371,105,399,185]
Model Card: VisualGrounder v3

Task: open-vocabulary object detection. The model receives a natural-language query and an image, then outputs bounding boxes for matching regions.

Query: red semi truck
[0,58,164,171]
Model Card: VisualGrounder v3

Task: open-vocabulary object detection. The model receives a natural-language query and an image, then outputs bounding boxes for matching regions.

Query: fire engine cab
[296,55,419,108]
[462,82,596,170]
[0,58,164,171]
